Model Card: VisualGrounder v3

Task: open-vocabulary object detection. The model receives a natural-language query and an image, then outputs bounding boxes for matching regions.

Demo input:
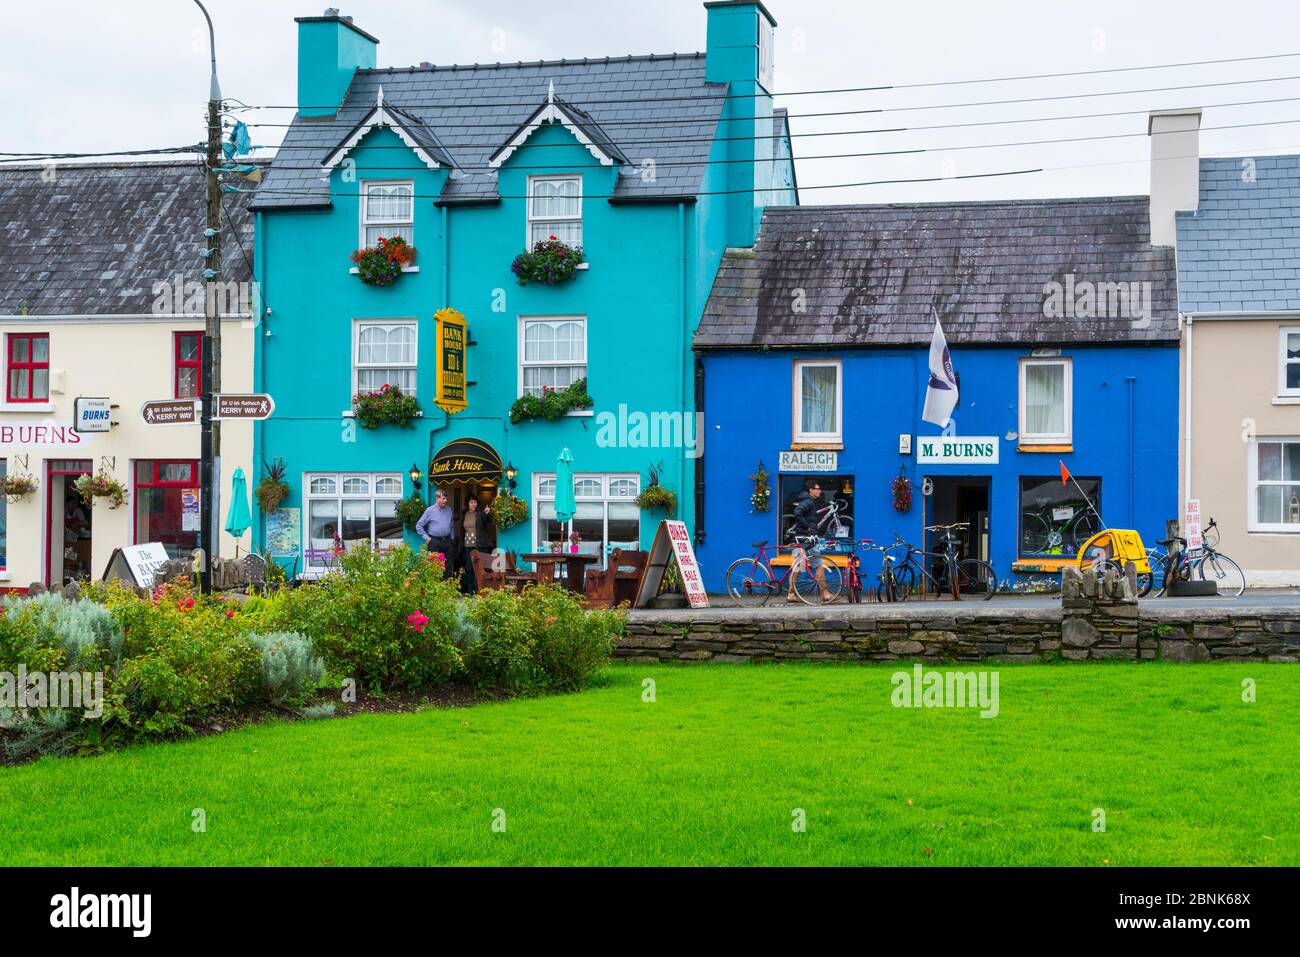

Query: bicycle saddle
[751,540,769,549]
[1157,537,1186,547]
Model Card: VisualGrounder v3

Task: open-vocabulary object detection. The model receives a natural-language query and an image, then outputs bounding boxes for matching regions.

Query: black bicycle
[881,524,998,601]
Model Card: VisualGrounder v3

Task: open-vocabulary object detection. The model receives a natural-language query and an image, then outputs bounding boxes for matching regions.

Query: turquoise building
[249,2,796,576]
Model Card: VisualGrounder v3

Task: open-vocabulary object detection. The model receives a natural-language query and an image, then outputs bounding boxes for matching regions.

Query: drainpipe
[1183,313,1193,506]
[677,202,687,536]
[1126,376,1136,527]
[253,210,267,554]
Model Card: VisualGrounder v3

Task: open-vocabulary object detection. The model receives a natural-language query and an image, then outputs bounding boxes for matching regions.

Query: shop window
[354,320,417,395]
[777,474,855,544]
[520,317,586,397]
[793,359,842,445]
[1019,357,1072,445]
[303,472,404,572]
[7,333,49,402]
[360,181,414,247]
[527,175,582,247]
[175,332,202,399]
[134,460,201,560]
[534,472,639,566]
[1018,475,1101,558]
[1249,438,1300,531]
[1281,328,1300,397]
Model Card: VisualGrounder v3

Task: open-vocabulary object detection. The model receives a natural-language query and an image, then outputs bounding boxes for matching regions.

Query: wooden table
[520,552,601,593]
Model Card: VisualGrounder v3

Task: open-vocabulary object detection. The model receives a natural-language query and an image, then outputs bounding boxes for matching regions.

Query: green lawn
[1,662,1296,866]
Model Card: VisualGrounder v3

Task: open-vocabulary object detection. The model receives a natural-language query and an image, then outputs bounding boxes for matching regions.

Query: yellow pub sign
[434,307,468,415]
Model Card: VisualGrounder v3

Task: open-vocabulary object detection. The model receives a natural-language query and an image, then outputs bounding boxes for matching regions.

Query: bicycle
[882,524,998,601]
[845,538,894,603]
[1020,502,1098,557]
[725,534,845,606]
[1145,518,1245,598]
[781,496,852,540]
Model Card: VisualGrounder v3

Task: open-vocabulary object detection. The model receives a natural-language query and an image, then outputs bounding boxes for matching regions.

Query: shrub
[464,587,537,691]
[2,709,78,762]
[259,545,462,693]
[248,631,324,705]
[0,593,123,672]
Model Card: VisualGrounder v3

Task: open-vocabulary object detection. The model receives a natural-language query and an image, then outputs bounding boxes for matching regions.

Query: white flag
[922,314,958,427]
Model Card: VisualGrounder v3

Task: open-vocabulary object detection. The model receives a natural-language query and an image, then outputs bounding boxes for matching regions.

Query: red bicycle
[725,535,845,606]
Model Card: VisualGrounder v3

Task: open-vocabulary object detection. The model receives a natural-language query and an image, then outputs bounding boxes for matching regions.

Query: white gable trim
[488,81,619,170]
[321,88,442,174]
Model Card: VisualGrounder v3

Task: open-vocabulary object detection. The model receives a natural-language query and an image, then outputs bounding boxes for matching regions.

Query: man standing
[787,480,832,603]
[416,487,455,570]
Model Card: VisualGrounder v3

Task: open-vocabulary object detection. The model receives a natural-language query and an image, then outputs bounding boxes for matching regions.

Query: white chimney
[1148,108,1202,247]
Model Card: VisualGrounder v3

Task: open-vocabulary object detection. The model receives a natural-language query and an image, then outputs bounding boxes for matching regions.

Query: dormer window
[527,175,582,247]
[361,180,414,246]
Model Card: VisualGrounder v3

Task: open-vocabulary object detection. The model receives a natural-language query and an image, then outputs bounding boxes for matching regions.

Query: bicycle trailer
[1073,529,1152,574]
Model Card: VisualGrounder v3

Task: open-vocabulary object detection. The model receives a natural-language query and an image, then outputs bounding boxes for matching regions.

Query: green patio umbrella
[224,466,253,550]
[555,448,576,538]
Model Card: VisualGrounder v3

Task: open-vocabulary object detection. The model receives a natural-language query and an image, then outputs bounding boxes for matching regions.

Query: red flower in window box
[351,236,416,286]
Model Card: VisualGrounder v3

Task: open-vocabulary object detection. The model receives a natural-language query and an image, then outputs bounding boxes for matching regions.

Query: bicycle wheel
[892,564,916,601]
[954,559,998,600]
[1067,513,1099,555]
[1195,552,1246,598]
[724,557,775,607]
[793,558,844,605]
[1021,513,1052,554]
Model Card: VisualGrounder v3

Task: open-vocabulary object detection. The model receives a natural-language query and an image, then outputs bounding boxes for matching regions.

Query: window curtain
[800,365,837,434]
[1026,364,1066,434]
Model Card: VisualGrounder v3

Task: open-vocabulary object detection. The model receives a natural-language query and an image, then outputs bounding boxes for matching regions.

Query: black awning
[430,437,502,484]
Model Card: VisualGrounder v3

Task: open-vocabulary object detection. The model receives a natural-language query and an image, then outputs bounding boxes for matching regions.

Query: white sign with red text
[665,520,709,608]
[1184,498,1203,551]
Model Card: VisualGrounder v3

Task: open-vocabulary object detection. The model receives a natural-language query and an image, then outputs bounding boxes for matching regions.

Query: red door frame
[45,459,93,585]
[133,459,199,546]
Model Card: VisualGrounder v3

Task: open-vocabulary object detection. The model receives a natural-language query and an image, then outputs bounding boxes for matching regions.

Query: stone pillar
[1060,565,1141,660]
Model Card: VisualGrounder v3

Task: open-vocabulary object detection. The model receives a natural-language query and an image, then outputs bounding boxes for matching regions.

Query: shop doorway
[46,459,93,585]
[924,476,990,565]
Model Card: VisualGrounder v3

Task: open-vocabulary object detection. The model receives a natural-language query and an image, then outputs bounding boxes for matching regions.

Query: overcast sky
[5,0,1300,203]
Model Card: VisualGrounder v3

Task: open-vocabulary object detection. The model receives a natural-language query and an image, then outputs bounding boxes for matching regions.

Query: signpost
[637,519,709,609]
[141,398,200,426]
[73,397,112,433]
[434,307,468,415]
[214,393,274,420]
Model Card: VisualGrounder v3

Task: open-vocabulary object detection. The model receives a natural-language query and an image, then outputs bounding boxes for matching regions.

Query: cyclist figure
[787,480,832,603]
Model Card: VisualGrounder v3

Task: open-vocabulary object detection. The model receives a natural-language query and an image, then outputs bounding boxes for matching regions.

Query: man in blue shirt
[415,487,455,564]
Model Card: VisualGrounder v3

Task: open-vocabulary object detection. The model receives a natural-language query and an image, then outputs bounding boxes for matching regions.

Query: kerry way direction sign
[140,394,275,426]
[214,393,275,420]
[140,398,199,426]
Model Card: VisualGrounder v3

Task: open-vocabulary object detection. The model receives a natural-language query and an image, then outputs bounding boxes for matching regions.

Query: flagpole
[1062,462,1107,531]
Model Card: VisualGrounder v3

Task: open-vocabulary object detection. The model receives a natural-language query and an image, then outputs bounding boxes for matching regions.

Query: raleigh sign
[779,450,838,472]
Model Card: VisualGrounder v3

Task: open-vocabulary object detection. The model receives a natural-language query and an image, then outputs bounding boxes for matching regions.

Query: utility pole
[196,0,222,593]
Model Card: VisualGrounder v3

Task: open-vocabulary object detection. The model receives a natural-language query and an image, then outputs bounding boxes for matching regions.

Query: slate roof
[1175,155,1300,313]
[251,53,725,210]
[0,160,257,316]
[695,197,1179,349]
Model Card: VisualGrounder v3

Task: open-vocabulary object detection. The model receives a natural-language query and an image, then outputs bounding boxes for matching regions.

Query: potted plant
[490,493,528,531]
[511,235,586,286]
[395,492,427,531]
[650,555,688,610]
[256,457,291,512]
[350,235,416,287]
[353,383,421,430]
[635,467,677,517]
[72,470,127,509]
[0,472,38,502]
[508,378,593,424]
[749,460,770,513]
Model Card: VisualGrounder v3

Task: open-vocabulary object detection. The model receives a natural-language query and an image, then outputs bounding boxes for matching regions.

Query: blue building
[248,2,796,576]
[693,199,1181,591]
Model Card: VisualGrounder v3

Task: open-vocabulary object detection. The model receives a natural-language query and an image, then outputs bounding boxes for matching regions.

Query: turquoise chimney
[295,10,379,117]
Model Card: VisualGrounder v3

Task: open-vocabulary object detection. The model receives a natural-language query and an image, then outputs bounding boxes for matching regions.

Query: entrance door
[46,459,93,585]
[924,476,991,564]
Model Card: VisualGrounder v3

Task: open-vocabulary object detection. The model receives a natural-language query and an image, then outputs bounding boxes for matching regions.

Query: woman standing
[457,496,494,592]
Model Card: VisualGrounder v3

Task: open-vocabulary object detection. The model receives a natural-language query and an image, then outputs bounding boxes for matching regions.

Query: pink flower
[177,597,195,612]
[225,610,235,619]
[406,610,429,634]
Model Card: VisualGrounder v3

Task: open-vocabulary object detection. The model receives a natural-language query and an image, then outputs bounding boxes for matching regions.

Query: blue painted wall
[695,345,1181,592]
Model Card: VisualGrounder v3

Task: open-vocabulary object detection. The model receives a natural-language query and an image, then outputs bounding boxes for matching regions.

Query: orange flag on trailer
[1060,461,1071,486]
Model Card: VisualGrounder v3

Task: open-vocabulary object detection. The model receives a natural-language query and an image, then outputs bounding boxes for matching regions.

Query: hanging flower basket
[509,378,592,424]
[73,470,127,510]
[0,473,38,502]
[891,473,913,513]
[511,236,586,286]
[350,236,416,287]
[353,383,421,430]
[491,493,528,531]
[256,457,290,512]
[636,467,677,517]
[749,460,770,513]
[395,492,427,531]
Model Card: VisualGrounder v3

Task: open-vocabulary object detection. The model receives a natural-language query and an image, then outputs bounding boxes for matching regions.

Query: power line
[0,144,204,163]
[226,49,1300,111]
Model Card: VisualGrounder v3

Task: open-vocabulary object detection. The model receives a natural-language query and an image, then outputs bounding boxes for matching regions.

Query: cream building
[0,162,257,590]
[1150,111,1300,586]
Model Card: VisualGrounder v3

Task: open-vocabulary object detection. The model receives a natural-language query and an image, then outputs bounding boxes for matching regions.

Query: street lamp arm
[193,0,222,101]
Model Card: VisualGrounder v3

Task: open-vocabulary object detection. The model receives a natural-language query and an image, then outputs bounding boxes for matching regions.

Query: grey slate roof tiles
[252,53,725,210]
[695,197,1179,349]
[0,160,257,316]
[1175,155,1300,313]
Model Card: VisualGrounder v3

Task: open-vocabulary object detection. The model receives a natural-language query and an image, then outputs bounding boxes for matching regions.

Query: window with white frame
[361,181,414,247]
[794,359,842,445]
[1019,357,1073,444]
[1281,327,1300,397]
[527,175,582,247]
[354,320,417,395]
[1249,438,1300,531]
[520,316,586,397]
[534,472,639,567]
[303,473,405,572]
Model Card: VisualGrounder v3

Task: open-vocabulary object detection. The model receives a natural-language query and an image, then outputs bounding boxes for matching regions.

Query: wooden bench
[584,549,649,608]
[506,557,559,592]
[471,550,509,592]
